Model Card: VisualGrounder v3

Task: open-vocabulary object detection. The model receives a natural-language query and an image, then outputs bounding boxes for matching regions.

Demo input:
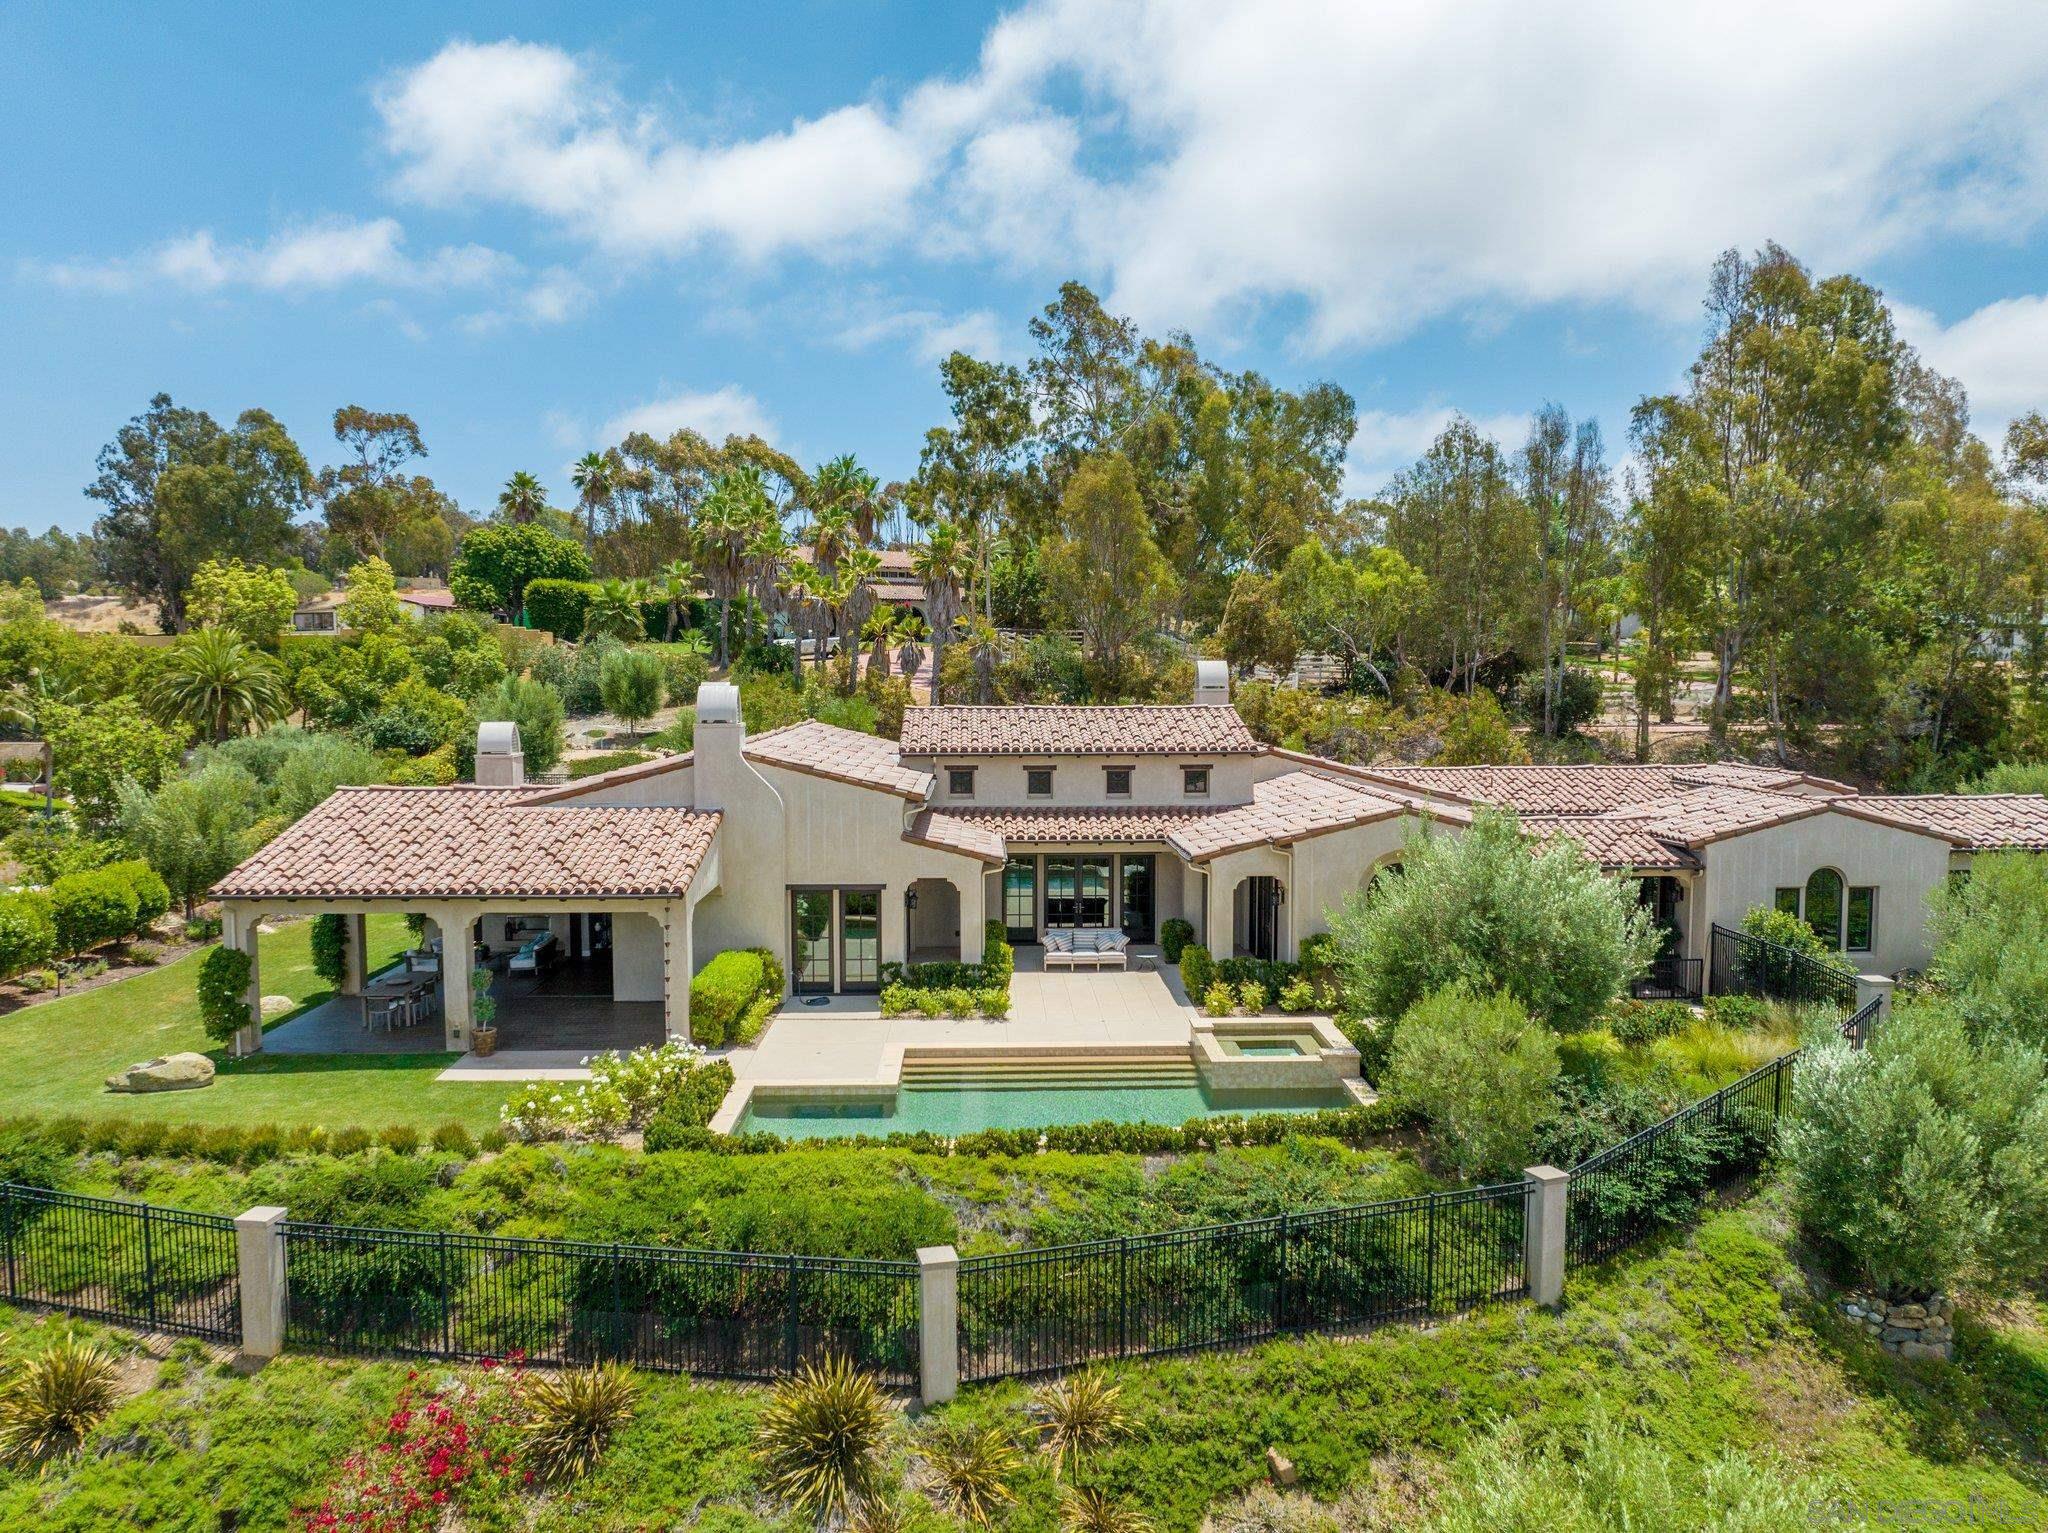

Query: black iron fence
[956,1181,1528,1382]
[1565,1050,1794,1272]
[1708,923,1858,1009]
[0,1183,240,1342]
[1631,953,1704,1002]
[280,1223,919,1386]
[1840,995,1883,1049]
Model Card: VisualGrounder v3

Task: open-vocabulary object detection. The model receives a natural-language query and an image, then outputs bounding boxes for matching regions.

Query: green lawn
[0,916,523,1134]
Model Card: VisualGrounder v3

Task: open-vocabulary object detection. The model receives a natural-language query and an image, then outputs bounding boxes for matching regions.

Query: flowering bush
[500,1039,724,1143]
[299,1358,530,1531]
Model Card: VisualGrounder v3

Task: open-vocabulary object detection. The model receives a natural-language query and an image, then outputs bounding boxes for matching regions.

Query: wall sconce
[906,889,920,911]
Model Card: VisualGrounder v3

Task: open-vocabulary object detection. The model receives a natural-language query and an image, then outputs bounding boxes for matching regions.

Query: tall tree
[910,523,968,703]
[571,451,616,556]
[1040,454,1176,677]
[913,354,1032,619]
[697,466,774,667]
[319,406,443,567]
[497,471,549,524]
[1519,405,1616,736]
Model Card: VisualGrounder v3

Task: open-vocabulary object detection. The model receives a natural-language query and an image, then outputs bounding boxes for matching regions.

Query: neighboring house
[292,584,456,634]
[210,661,2048,1054]
[793,546,936,624]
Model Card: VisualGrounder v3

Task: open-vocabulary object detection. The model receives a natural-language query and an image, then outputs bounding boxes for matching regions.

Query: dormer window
[947,766,976,798]
[1104,766,1133,798]
[1026,767,1055,797]
[1182,765,1211,797]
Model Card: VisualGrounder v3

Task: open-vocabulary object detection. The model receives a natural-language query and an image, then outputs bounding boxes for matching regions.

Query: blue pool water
[736,1080,1355,1139]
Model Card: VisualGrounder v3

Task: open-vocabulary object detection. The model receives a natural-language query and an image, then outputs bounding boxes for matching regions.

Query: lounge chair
[507,932,559,975]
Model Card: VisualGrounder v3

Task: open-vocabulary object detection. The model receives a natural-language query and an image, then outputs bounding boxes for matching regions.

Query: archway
[906,877,964,965]
[1232,875,1286,961]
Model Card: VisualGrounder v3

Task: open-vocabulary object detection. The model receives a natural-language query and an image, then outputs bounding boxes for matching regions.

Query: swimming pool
[735,1078,1357,1139]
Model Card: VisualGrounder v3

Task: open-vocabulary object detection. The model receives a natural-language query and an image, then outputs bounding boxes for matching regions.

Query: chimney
[474,721,525,786]
[693,681,745,809]
[1194,658,1230,707]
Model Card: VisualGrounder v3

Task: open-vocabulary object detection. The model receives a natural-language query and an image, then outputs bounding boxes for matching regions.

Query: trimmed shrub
[1296,931,1339,986]
[1387,985,1561,1177]
[690,949,767,1048]
[1278,978,1317,1013]
[982,923,1015,985]
[1179,943,1215,1000]
[50,868,138,957]
[1237,981,1268,1014]
[523,577,601,640]
[197,944,254,1044]
[0,891,56,981]
[1203,982,1235,1017]
[311,912,349,987]
[976,987,1011,1019]
[1159,918,1195,964]
[102,860,170,929]
[566,751,653,780]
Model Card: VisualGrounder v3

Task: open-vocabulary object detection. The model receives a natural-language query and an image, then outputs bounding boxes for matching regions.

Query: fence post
[235,1205,289,1362]
[784,1252,799,1375]
[1523,1167,1569,1308]
[916,1245,959,1406]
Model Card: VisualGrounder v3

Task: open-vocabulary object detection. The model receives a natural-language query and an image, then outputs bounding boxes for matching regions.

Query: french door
[1120,855,1155,943]
[1045,855,1112,928]
[791,890,835,994]
[788,887,882,994]
[1002,859,1037,943]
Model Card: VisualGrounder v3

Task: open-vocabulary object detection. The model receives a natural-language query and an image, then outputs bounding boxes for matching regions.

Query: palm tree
[779,559,826,679]
[570,452,614,553]
[498,470,548,523]
[895,614,929,693]
[825,549,880,693]
[811,454,884,544]
[910,522,969,704]
[657,558,695,641]
[697,466,773,667]
[146,628,290,742]
[582,577,652,642]
[862,608,900,681]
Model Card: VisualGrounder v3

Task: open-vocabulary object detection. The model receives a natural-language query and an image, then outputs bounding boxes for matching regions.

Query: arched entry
[906,877,963,964]
[1232,875,1285,961]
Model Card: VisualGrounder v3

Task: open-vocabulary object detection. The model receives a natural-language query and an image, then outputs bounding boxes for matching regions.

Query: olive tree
[1385,984,1561,1177]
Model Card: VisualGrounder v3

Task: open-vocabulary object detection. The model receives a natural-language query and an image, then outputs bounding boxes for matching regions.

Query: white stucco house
[211,662,2048,1055]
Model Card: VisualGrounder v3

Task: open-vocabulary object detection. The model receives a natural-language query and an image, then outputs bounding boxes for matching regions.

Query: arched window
[1804,867,1845,950]
[1364,857,1404,901]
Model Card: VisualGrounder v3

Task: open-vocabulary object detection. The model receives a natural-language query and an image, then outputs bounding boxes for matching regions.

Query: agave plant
[0,1334,121,1464]
[1032,1371,1128,1480]
[1059,1485,1155,1533]
[920,1421,1022,1527]
[520,1360,639,1483]
[756,1354,893,1526]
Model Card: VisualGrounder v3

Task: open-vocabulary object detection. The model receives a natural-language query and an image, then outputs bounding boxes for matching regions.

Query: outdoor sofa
[1042,929,1129,970]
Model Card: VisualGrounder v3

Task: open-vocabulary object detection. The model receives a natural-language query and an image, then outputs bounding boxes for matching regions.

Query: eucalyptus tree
[1519,404,1616,736]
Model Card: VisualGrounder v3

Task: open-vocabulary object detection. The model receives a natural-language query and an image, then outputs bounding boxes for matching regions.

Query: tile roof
[214,787,720,901]
[1842,794,2048,850]
[1519,816,1700,871]
[941,804,1232,844]
[1167,771,1415,862]
[738,721,935,799]
[899,705,1261,758]
[1600,785,1829,846]
[1361,762,1814,814]
[903,810,1006,863]
[524,751,693,803]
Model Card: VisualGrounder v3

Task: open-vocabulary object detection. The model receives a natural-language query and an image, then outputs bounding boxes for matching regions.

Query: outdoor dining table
[359,974,436,1032]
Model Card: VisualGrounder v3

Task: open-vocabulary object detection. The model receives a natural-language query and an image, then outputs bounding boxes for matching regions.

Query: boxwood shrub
[1160,917,1195,963]
[689,949,765,1047]
[1179,942,1215,1000]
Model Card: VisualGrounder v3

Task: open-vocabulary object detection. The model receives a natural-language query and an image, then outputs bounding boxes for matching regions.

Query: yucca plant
[1060,1485,1155,1533]
[0,1334,121,1464]
[757,1354,893,1526]
[1032,1371,1127,1479]
[850,1488,911,1533]
[521,1361,639,1483]
[920,1422,1022,1527]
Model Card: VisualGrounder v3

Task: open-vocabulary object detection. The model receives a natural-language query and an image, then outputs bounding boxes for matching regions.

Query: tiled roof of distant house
[1837,794,2048,850]
[213,787,720,900]
[398,587,457,610]
[743,720,935,799]
[1167,771,1418,862]
[899,705,1262,758]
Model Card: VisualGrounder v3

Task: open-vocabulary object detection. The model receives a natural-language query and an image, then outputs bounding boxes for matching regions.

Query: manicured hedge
[0,891,56,981]
[1179,942,1215,1000]
[640,1059,739,1150]
[197,944,254,1044]
[523,578,601,639]
[49,861,168,958]
[1160,917,1195,963]
[690,948,779,1048]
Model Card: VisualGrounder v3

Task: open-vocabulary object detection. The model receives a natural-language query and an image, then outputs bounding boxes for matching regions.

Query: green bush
[1158,917,1194,963]
[1327,808,1660,1031]
[523,578,601,640]
[1278,978,1317,1013]
[1203,982,1235,1017]
[689,949,767,1047]
[1603,998,1694,1045]
[1237,981,1268,1013]
[1928,850,2048,1047]
[749,945,785,1000]
[1702,993,1768,1030]
[643,640,711,707]
[982,923,1014,985]
[101,860,170,929]
[1386,984,1562,1177]
[640,1059,736,1149]
[566,751,653,780]
[50,868,138,956]
[1179,943,1215,999]
[1296,931,1339,985]
[599,647,664,736]
[310,912,349,987]
[197,944,254,1044]
[976,987,1010,1019]
[0,891,56,981]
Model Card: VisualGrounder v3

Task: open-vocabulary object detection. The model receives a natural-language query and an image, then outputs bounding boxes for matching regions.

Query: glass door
[840,888,880,992]
[1003,858,1038,943]
[791,890,834,993]
[1077,856,1112,927]
[1044,856,1079,928]
[1119,855,1155,943]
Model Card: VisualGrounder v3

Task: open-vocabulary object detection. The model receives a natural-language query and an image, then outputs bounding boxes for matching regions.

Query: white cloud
[1345,406,1532,499]
[1896,295,2048,431]
[831,298,1005,364]
[41,216,510,295]
[461,266,593,333]
[599,384,776,446]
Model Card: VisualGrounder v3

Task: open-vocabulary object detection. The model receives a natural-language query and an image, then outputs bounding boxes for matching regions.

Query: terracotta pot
[472,1027,498,1058]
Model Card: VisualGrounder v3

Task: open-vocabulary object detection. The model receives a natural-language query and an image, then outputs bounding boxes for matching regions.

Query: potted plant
[470,965,499,1056]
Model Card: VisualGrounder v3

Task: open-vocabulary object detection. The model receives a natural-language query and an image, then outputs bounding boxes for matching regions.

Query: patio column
[961,876,987,966]
[662,900,692,1043]
[440,905,474,1051]
[224,904,263,1058]
[340,913,367,996]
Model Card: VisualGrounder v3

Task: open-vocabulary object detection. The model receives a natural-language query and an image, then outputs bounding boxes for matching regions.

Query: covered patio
[263,960,664,1056]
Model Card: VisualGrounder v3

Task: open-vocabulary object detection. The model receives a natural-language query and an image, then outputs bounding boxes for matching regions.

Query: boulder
[105,1052,216,1093]
[260,994,296,1018]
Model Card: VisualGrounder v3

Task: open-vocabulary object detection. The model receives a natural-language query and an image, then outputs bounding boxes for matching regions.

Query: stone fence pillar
[1523,1166,1570,1308]
[235,1205,289,1362]
[917,1244,960,1405]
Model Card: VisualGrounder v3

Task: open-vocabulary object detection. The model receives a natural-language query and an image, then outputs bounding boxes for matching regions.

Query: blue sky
[8,1,2048,535]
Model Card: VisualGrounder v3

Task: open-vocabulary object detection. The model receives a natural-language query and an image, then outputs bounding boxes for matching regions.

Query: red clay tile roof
[942,804,1232,844]
[899,705,1260,758]
[739,721,935,799]
[903,810,1006,863]
[1601,786,1830,846]
[1841,794,2048,850]
[1519,816,1700,871]
[1361,762,1816,813]
[1167,771,1416,862]
[214,787,720,901]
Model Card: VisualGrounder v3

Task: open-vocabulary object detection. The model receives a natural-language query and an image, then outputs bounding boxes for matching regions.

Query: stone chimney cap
[477,720,521,756]
[1194,658,1230,706]
[697,681,742,726]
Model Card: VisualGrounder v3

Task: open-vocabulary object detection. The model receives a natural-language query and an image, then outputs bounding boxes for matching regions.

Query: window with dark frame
[1846,886,1876,952]
[947,766,976,797]
[1104,766,1133,797]
[1026,767,1054,797]
[1182,764,1210,796]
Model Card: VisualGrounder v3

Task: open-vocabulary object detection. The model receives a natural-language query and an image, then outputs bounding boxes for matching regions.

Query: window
[1846,886,1876,952]
[1026,767,1054,797]
[1804,867,1845,950]
[1773,887,1801,917]
[1104,766,1133,797]
[947,766,976,797]
[1182,765,1211,796]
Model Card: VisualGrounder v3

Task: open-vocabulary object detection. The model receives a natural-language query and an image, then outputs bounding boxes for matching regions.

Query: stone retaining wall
[1838,1291,1954,1361]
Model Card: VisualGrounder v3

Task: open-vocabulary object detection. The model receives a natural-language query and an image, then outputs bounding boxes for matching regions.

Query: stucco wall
[1696,810,1951,976]
[916,754,1267,807]
[1199,813,1436,960]
[549,759,694,806]
[610,911,664,1002]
